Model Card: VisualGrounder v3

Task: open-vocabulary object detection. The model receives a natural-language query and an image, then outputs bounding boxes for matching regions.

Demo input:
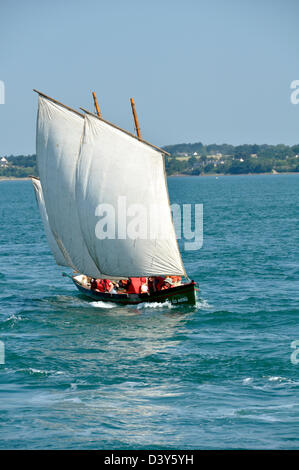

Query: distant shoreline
[168,171,299,177]
[0,177,32,181]
[1,172,299,182]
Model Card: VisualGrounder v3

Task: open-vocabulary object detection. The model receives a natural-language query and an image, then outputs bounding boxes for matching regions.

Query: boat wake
[136,301,173,309]
[89,300,175,310]
[135,298,211,310]
[196,299,212,309]
[89,301,117,309]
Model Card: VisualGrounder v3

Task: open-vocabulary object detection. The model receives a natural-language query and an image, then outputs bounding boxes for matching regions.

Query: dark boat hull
[72,277,197,306]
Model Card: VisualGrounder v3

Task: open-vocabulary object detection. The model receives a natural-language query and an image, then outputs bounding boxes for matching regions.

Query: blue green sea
[0,175,298,449]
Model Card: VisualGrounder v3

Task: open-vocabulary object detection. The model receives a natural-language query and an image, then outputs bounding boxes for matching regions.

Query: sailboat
[32,90,197,306]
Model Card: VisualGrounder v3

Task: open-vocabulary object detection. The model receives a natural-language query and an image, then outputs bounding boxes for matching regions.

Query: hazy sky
[1,0,299,155]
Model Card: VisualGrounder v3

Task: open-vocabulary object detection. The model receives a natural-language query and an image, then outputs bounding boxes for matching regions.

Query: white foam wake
[136,301,173,309]
[89,301,117,309]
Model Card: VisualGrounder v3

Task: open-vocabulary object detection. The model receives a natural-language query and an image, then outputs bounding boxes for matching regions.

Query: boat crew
[148,276,165,293]
[161,277,175,290]
[91,278,114,293]
[127,277,148,294]
[168,275,182,286]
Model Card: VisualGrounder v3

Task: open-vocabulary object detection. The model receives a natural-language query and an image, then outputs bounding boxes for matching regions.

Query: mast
[130,97,141,139]
[80,108,170,156]
[92,91,102,118]
[33,89,170,155]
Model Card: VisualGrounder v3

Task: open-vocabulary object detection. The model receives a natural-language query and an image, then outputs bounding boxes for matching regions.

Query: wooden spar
[92,91,102,118]
[80,107,170,156]
[130,98,141,139]
[33,89,84,117]
[33,89,170,156]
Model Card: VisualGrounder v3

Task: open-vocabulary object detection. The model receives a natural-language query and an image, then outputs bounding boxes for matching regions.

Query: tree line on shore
[1,142,299,177]
[163,142,299,175]
[0,154,38,178]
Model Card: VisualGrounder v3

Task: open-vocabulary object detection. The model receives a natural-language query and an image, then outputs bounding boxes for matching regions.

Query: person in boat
[127,277,149,295]
[90,278,97,290]
[90,278,115,293]
[118,279,129,291]
[161,277,175,290]
[168,275,182,286]
[148,276,165,293]
[140,278,149,294]
[148,277,156,293]
[111,281,120,293]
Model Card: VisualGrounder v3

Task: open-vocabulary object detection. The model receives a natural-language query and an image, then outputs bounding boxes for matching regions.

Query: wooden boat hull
[72,276,197,306]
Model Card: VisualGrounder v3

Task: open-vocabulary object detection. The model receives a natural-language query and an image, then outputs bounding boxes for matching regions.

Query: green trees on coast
[163,143,299,175]
[0,154,37,178]
[1,143,299,177]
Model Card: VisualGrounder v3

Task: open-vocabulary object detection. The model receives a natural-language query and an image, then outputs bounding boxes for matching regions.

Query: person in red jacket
[155,276,165,291]
[128,277,148,294]
[91,278,114,293]
[148,276,165,293]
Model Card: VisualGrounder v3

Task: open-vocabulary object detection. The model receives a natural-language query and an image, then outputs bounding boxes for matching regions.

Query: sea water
[0,175,298,449]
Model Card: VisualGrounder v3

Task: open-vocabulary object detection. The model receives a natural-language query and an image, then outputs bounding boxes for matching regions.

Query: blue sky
[0,0,299,155]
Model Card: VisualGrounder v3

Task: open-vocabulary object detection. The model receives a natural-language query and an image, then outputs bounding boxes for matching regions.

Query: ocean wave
[242,375,298,389]
[196,299,212,309]
[62,397,82,404]
[17,367,64,377]
[267,376,286,382]
[242,377,253,384]
[0,314,22,327]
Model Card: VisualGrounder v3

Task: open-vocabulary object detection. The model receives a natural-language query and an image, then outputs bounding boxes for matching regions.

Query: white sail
[31,177,70,267]
[36,96,104,278]
[75,113,185,277]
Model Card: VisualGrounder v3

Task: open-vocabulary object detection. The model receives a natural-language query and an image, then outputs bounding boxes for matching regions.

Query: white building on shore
[0,157,9,167]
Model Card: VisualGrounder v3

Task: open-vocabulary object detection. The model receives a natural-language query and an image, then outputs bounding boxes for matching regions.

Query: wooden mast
[130,98,141,139]
[81,107,170,155]
[92,91,102,118]
[33,89,170,155]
